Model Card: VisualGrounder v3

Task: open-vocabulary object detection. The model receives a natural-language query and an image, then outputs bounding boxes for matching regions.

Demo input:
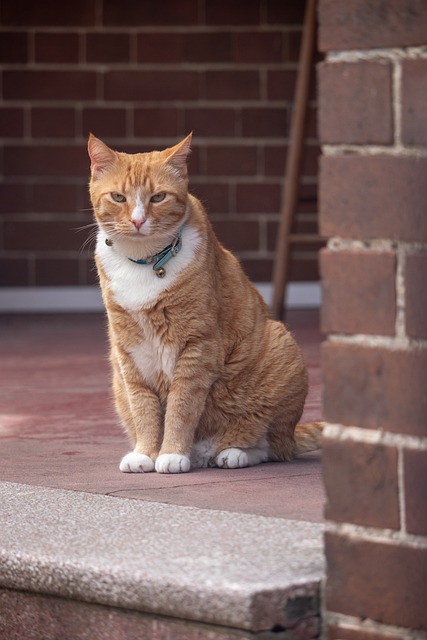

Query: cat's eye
[150,192,166,203]
[111,192,126,203]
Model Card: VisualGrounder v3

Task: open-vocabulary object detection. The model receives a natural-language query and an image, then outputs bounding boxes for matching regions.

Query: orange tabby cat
[88,133,323,474]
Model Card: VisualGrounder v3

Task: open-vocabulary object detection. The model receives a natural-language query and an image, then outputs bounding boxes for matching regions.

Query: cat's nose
[131,217,144,229]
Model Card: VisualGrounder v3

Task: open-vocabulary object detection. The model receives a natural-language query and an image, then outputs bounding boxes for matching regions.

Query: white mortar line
[327,333,427,350]
[395,244,407,339]
[397,445,407,535]
[326,521,427,550]
[325,612,427,640]
[326,46,427,62]
[322,144,427,157]
[327,238,398,251]
[327,238,427,254]
[323,423,427,451]
[393,57,403,148]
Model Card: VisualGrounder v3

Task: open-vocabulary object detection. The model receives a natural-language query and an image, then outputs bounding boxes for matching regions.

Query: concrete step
[0,481,324,639]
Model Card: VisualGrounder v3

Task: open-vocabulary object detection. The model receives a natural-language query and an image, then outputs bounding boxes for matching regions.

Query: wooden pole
[271,0,317,320]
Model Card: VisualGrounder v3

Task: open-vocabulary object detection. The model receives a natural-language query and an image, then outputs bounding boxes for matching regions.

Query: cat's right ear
[88,134,116,178]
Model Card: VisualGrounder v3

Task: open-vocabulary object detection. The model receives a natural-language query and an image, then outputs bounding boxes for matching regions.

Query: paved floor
[0,310,324,522]
[0,309,325,638]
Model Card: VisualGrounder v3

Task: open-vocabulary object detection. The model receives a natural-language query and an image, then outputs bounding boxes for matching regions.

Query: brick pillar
[318,1,427,638]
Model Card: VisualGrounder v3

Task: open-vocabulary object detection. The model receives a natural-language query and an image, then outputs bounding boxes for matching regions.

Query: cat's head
[88,134,192,244]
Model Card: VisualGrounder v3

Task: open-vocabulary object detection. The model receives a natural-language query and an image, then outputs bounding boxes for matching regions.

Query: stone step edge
[0,481,325,633]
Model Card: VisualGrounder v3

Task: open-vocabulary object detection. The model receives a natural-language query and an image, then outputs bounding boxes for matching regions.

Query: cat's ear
[163,133,192,175]
[88,134,116,178]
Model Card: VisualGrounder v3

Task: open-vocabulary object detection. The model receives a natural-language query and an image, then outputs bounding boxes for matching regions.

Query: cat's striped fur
[88,134,323,473]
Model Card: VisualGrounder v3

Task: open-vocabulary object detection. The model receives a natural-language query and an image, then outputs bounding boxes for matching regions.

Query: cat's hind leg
[215,437,270,469]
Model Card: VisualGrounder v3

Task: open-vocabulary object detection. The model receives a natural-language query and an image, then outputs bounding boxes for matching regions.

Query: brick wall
[0,0,320,289]
[318,1,427,638]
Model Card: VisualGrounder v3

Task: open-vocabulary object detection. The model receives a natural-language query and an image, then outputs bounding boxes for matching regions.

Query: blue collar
[128,226,183,278]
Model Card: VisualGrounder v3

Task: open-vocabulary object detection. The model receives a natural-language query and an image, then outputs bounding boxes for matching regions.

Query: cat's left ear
[163,133,192,175]
[88,134,117,178]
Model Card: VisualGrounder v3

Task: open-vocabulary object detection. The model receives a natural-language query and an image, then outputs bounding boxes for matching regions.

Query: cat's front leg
[112,348,163,473]
[155,343,217,474]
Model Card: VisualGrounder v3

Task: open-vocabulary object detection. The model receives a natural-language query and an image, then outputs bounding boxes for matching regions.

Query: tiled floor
[0,309,325,522]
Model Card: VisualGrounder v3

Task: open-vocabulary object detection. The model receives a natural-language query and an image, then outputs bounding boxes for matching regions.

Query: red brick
[212,220,259,252]
[288,30,302,63]
[185,33,232,62]
[0,32,28,63]
[298,183,318,202]
[206,146,257,176]
[241,108,287,138]
[325,531,427,630]
[318,61,393,145]
[34,32,79,63]
[103,0,199,26]
[3,71,97,101]
[0,259,29,286]
[1,0,96,26]
[136,33,183,63]
[267,69,297,100]
[232,32,283,63]
[266,1,305,24]
[140,32,234,63]
[288,256,320,281]
[35,258,80,286]
[133,107,178,138]
[241,258,273,282]
[32,184,78,213]
[31,108,76,138]
[405,254,427,340]
[321,249,397,336]
[184,108,235,137]
[322,342,427,437]
[0,184,31,213]
[402,59,427,146]
[236,183,281,213]
[104,70,199,102]
[322,437,399,529]
[186,145,201,175]
[205,71,260,100]
[264,144,319,178]
[242,254,319,283]
[319,0,427,51]
[404,448,427,536]
[205,0,260,25]
[269,213,319,239]
[0,108,25,137]
[319,155,427,242]
[82,108,127,139]
[190,182,230,214]
[301,145,320,178]
[4,220,83,251]
[4,146,88,178]
[263,145,288,176]
[86,33,130,63]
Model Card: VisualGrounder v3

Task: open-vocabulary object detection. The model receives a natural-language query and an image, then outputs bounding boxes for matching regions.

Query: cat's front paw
[216,448,249,469]
[155,454,191,474]
[119,451,155,473]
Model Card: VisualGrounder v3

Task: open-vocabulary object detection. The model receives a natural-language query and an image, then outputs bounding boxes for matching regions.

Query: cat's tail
[269,420,325,461]
[294,421,325,456]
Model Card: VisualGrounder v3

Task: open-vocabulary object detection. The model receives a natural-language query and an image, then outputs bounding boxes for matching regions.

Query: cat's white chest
[129,335,176,387]
[96,226,201,310]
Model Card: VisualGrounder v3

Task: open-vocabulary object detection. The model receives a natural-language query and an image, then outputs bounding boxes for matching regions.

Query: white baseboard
[0,283,321,314]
